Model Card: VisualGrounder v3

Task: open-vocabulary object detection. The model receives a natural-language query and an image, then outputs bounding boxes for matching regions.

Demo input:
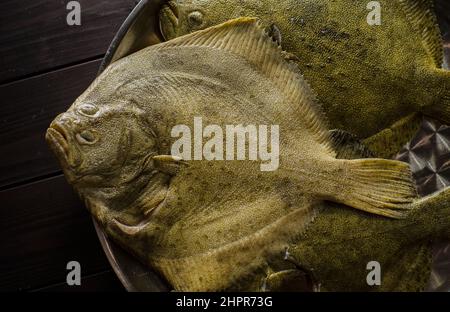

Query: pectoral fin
[264,269,316,292]
[153,155,189,175]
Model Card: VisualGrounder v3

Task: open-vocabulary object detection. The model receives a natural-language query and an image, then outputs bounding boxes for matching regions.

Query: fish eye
[76,130,98,145]
[187,11,204,28]
[78,103,99,117]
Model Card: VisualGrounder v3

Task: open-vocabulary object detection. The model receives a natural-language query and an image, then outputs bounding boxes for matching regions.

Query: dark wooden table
[1,0,450,292]
[0,0,143,292]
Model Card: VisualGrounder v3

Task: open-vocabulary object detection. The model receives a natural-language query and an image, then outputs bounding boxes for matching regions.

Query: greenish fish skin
[287,187,450,292]
[231,132,448,292]
[160,0,450,157]
[46,19,425,292]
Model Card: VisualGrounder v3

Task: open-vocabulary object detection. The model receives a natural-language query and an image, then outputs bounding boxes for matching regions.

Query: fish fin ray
[150,204,318,291]
[157,17,333,154]
[339,159,417,219]
[153,155,189,175]
[399,0,444,67]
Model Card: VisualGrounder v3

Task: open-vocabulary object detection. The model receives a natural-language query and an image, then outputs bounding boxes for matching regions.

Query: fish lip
[159,1,179,40]
[46,121,82,169]
[166,0,179,19]
[49,121,71,144]
[46,126,70,160]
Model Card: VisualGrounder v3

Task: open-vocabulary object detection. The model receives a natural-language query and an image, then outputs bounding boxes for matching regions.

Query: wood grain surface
[0,0,138,291]
[0,175,118,291]
[1,0,449,292]
[0,60,101,189]
[0,0,138,84]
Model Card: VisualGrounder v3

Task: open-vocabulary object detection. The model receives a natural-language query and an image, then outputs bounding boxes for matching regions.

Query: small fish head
[159,0,232,40]
[46,101,159,193]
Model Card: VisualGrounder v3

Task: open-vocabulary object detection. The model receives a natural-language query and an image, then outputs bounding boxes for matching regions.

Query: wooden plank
[34,271,125,292]
[0,59,101,189]
[0,175,112,291]
[0,0,137,83]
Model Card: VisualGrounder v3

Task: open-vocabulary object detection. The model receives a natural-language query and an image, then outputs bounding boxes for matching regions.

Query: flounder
[159,0,450,157]
[46,18,417,291]
[236,134,449,292]
[251,186,450,292]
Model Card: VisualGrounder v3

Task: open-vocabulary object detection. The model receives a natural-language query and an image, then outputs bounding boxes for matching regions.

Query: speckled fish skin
[249,190,450,292]
[240,135,450,292]
[46,19,418,291]
[159,0,450,156]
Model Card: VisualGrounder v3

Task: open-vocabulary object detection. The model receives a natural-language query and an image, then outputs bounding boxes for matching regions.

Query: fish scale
[160,0,450,157]
[47,18,419,291]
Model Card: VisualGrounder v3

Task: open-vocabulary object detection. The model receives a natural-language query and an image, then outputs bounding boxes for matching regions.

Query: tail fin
[336,159,417,219]
[409,187,450,241]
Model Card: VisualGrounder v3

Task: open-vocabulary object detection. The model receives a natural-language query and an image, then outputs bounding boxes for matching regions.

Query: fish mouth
[159,0,180,41]
[46,123,70,161]
[166,0,180,20]
[46,121,80,168]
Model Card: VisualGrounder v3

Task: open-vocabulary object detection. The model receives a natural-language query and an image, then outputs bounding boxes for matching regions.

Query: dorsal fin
[155,17,332,153]
[399,0,444,67]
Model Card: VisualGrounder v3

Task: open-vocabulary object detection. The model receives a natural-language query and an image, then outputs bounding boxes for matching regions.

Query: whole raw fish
[46,19,417,291]
[159,0,450,157]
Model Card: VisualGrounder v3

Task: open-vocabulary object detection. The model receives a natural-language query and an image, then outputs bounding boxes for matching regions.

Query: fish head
[46,99,159,195]
[46,90,178,245]
[159,0,240,40]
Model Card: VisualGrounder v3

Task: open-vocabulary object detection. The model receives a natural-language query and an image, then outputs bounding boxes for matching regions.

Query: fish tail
[408,187,450,241]
[334,158,417,219]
